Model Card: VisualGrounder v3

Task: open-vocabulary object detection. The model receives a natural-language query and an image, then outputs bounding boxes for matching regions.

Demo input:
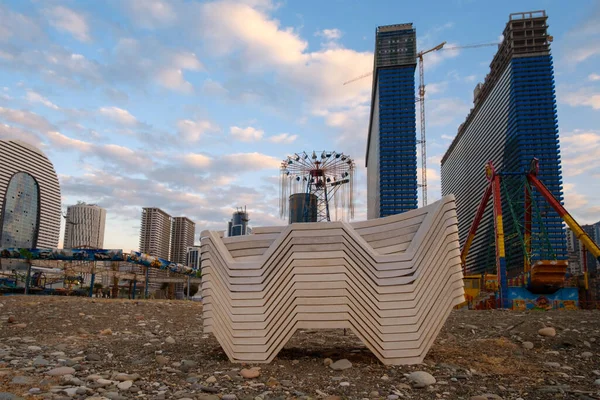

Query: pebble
[0,394,24,400]
[339,381,350,387]
[33,357,50,366]
[266,377,278,387]
[165,336,176,344]
[323,358,333,366]
[222,395,237,400]
[27,346,42,352]
[544,362,561,368]
[387,396,399,400]
[329,359,352,371]
[46,367,75,376]
[205,376,217,383]
[581,352,593,359]
[155,355,169,365]
[100,328,113,335]
[114,373,139,382]
[86,354,102,361]
[522,341,534,350]
[10,376,32,385]
[240,368,260,379]
[408,371,436,388]
[470,395,502,400]
[538,327,556,337]
[117,380,133,390]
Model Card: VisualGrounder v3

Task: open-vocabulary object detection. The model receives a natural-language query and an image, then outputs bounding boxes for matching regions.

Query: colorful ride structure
[459,158,600,310]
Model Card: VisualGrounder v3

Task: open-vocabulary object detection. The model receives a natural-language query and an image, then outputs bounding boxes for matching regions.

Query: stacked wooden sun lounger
[201,195,464,365]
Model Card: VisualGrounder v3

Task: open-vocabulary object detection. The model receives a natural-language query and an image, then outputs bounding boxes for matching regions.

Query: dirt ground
[0,296,599,400]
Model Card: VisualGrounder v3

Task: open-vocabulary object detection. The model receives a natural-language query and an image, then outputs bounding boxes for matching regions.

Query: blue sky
[0,0,598,252]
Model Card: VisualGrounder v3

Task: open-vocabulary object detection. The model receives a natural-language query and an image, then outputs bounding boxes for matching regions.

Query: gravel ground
[0,296,599,400]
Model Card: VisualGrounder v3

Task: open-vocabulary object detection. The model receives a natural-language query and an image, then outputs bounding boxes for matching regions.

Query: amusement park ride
[459,158,600,309]
[280,151,355,222]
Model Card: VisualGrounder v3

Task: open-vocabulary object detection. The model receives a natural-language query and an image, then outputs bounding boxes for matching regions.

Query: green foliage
[19,249,34,260]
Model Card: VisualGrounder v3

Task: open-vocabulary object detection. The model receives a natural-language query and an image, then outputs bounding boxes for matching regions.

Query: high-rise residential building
[581,224,599,275]
[0,140,62,248]
[186,245,201,270]
[366,23,418,219]
[441,11,566,275]
[139,207,172,259]
[170,216,195,264]
[63,202,106,249]
[228,207,252,237]
[565,228,581,276]
[567,224,600,276]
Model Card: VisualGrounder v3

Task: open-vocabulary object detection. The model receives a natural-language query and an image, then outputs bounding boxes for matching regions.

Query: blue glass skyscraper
[441,11,567,276]
[366,24,418,219]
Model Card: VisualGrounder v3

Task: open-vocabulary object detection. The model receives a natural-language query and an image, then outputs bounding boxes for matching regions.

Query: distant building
[582,224,599,274]
[565,228,581,276]
[0,140,62,248]
[366,23,418,219]
[139,207,172,259]
[566,224,600,275]
[186,245,201,270]
[441,11,566,276]
[63,203,106,249]
[228,207,252,237]
[170,217,195,264]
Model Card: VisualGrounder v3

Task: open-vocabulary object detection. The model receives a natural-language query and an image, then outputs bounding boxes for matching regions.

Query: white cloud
[427,82,448,95]
[177,119,220,142]
[230,126,264,142]
[221,152,280,170]
[155,52,203,93]
[47,130,93,152]
[25,91,59,110]
[172,52,203,71]
[561,88,600,109]
[0,123,42,145]
[560,129,600,177]
[426,42,461,68]
[98,106,138,125]
[589,73,600,81]
[45,6,90,42]
[125,0,177,28]
[316,28,342,40]
[0,107,54,132]
[202,79,229,96]
[183,153,212,169]
[427,98,471,127]
[198,1,307,67]
[157,69,192,93]
[268,133,297,144]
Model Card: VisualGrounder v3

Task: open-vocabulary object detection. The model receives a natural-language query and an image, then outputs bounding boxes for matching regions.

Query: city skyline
[0,1,598,252]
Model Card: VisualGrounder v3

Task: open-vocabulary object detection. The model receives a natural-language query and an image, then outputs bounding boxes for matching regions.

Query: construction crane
[343,41,500,207]
[417,41,446,206]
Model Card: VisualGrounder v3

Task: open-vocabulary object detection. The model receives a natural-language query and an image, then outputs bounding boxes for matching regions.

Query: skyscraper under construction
[441,11,567,275]
[367,23,418,219]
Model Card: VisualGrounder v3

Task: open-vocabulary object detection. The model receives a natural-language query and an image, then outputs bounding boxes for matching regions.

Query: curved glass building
[0,140,62,248]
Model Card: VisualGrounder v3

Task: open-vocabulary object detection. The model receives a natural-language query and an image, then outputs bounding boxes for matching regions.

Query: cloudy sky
[0,0,598,252]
